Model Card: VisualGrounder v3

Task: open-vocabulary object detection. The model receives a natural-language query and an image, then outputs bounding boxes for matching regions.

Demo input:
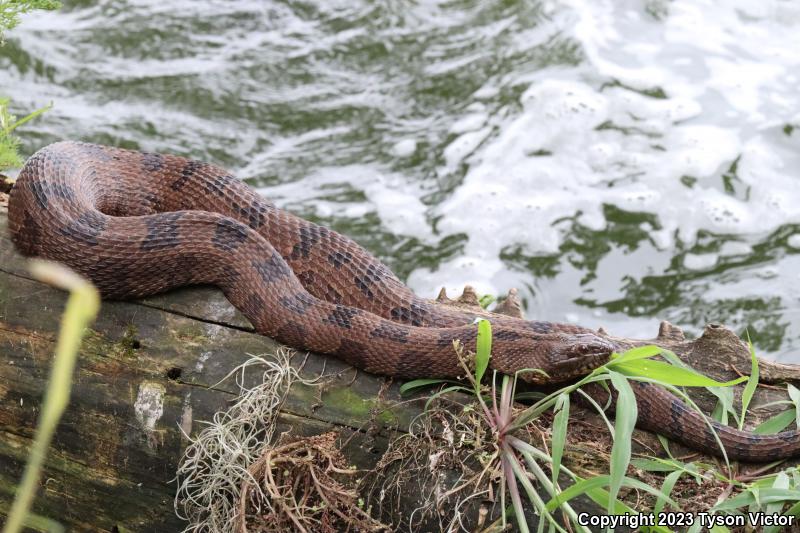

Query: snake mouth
[540,334,616,383]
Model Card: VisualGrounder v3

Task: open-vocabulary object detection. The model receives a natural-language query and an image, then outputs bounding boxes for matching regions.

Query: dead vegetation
[235,431,387,533]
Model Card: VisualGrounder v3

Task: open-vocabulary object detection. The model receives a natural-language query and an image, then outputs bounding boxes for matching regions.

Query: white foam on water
[5,0,800,352]
[257,165,431,240]
[407,0,800,346]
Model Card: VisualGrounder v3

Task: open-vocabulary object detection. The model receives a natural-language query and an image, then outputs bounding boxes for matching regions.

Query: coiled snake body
[9,141,800,461]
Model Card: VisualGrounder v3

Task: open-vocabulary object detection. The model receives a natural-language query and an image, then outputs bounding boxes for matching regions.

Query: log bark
[2,191,800,531]
[0,203,417,531]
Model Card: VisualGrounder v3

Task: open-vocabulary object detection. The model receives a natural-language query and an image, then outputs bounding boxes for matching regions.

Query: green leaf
[754,410,797,435]
[551,393,569,489]
[610,345,663,364]
[4,262,99,533]
[545,474,677,513]
[712,488,800,511]
[22,512,65,533]
[788,383,800,430]
[764,471,791,533]
[630,458,682,473]
[6,101,52,133]
[709,386,737,426]
[399,378,449,396]
[475,319,492,385]
[423,385,473,410]
[612,359,747,387]
[783,499,800,518]
[502,454,530,533]
[607,371,636,514]
[739,338,760,430]
[654,469,683,516]
[580,485,673,533]
[478,294,495,309]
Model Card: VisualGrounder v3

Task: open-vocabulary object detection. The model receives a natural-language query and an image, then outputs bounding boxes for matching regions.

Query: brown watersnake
[8,141,800,462]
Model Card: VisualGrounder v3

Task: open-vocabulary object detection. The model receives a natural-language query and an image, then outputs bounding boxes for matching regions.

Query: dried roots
[235,432,388,533]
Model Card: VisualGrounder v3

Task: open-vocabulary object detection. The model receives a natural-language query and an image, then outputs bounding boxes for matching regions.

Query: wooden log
[3,184,800,531]
[0,202,423,531]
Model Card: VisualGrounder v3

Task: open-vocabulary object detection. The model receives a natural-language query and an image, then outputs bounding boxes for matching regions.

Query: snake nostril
[166,367,183,380]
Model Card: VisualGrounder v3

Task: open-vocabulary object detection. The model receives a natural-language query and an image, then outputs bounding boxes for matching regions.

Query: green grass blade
[764,471,790,533]
[545,474,678,513]
[510,373,611,430]
[579,485,673,533]
[630,458,682,473]
[575,388,614,434]
[612,359,747,387]
[654,469,683,516]
[739,339,760,430]
[478,294,495,309]
[21,513,64,533]
[3,261,100,533]
[712,488,800,511]
[517,450,588,533]
[475,319,492,386]
[504,447,566,533]
[607,371,636,515]
[551,393,569,489]
[609,345,662,363]
[423,385,473,410]
[399,378,450,395]
[788,383,800,429]
[754,410,796,435]
[6,102,53,133]
[710,386,733,425]
[502,454,529,533]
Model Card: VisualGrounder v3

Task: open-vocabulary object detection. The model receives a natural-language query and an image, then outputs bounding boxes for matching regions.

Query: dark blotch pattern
[141,212,183,250]
[13,212,42,256]
[370,323,409,344]
[204,172,235,197]
[338,338,368,360]
[324,283,343,304]
[396,349,434,377]
[60,211,106,246]
[231,199,267,229]
[297,270,316,287]
[212,218,249,251]
[142,153,165,172]
[529,322,553,334]
[277,320,308,349]
[327,251,353,269]
[668,399,684,436]
[324,305,360,329]
[291,226,329,260]
[171,160,203,191]
[252,252,292,283]
[243,293,265,317]
[279,292,316,315]
[52,181,75,200]
[390,303,429,326]
[437,330,456,348]
[354,264,384,299]
[28,180,51,209]
[494,330,522,341]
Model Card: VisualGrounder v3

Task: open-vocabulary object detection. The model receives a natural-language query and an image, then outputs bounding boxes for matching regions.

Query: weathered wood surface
[4,183,800,532]
[0,203,424,532]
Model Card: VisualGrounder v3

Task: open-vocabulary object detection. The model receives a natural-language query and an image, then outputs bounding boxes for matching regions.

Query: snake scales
[8,141,800,462]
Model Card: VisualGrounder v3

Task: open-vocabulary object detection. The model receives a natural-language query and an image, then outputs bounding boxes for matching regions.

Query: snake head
[516,333,616,384]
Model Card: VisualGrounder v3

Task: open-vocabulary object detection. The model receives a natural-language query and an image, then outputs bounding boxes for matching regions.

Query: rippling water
[2,0,800,360]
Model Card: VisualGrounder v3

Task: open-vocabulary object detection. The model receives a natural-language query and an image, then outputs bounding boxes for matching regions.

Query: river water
[2,0,800,360]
